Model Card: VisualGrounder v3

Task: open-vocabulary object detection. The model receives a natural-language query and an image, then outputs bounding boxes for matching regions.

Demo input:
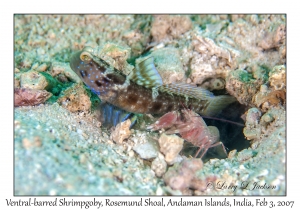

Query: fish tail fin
[202,95,236,116]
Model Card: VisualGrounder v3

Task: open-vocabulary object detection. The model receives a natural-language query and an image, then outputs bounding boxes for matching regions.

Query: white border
[2,0,298,209]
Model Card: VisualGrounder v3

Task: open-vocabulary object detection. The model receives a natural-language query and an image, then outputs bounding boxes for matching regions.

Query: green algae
[239,70,254,83]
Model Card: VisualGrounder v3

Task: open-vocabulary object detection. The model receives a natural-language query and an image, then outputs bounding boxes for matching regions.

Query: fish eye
[80,51,92,62]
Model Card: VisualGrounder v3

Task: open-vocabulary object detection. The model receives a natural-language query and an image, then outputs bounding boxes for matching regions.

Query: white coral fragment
[151,153,167,177]
[269,65,286,91]
[158,133,184,165]
[110,119,132,144]
[190,34,235,85]
[193,36,232,63]
[133,139,159,160]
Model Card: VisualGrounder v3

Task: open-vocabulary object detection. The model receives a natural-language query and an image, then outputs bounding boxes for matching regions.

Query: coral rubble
[158,133,184,165]
[110,119,132,144]
[15,88,52,107]
[57,83,91,112]
[151,15,192,42]
[163,158,210,192]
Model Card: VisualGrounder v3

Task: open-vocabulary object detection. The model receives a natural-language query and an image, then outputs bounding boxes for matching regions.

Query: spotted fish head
[70,48,123,97]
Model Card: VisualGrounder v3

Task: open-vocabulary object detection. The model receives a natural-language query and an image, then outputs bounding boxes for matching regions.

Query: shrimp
[148,109,227,159]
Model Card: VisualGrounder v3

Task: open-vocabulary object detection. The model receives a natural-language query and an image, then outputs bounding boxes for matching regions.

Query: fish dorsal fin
[159,83,214,99]
[129,56,163,88]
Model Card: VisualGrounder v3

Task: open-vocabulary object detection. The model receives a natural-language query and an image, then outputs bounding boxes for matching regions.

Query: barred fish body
[70,47,236,116]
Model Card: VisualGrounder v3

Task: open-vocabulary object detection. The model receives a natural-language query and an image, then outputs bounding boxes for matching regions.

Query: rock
[110,119,132,144]
[50,61,82,83]
[269,65,286,91]
[57,83,91,112]
[245,108,261,126]
[20,70,57,91]
[15,88,52,107]
[151,15,192,42]
[226,69,261,106]
[243,108,262,140]
[151,153,167,177]
[243,127,261,141]
[190,35,236,86]
[133,138,159,159]
[158,133,184,165]
[36,63,48,72]
[200,78,226,91]
[163,158,204,191]
[149,47,186,84]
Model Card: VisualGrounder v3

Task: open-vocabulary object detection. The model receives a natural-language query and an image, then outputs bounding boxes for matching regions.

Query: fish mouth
[69,51,84,74]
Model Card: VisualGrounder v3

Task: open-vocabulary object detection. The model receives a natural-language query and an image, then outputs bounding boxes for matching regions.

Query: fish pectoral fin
[202,95,237,116]
[129,56,163,88]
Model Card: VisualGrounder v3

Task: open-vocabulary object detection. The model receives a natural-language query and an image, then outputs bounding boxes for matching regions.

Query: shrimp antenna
[199,115,244,127]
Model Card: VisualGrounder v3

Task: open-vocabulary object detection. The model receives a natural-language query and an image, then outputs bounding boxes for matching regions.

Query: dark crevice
[182,101,249,162]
